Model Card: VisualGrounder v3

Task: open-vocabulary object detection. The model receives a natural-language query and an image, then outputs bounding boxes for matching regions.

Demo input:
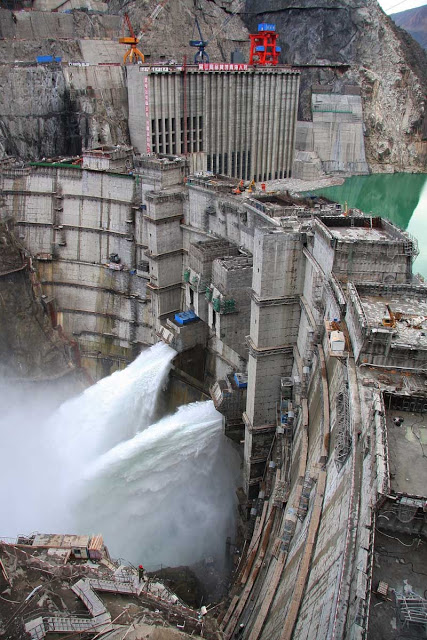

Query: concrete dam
[0,7,426,640]
[1,146,427,640]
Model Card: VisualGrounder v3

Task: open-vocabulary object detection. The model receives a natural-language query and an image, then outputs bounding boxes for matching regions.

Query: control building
[127,63,300,182]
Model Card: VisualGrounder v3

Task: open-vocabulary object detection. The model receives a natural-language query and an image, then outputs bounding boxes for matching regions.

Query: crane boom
[208,0,244,43]
[119,12,145,64]
[189,0,244,64]
[138,0,170,38]
[124,12,136,40]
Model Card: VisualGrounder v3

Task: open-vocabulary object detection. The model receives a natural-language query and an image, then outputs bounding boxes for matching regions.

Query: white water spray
[0,342,241,567]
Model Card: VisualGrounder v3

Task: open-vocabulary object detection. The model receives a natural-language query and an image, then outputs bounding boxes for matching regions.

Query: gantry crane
[189,0,244,64]
[120,1,169,65]
[189,17,209,63]
[119,13,145,64]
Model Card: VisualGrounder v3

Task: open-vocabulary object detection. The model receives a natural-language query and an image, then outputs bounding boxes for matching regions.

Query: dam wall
[295,91,369,177]
[0,154,189,379]
[1,162,159,378]
[0,8,127,159]
[3,154,427,638]
[174,175,426,640]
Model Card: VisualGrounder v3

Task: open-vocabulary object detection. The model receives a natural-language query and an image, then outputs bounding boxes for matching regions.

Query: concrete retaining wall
[3,165,154,378]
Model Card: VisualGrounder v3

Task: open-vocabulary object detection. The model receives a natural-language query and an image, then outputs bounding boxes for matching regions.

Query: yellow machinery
[382,304,396,328]
[233,179,256,195]
[119,13,144,64]
[120,2,170,65]
[232,180,245,195]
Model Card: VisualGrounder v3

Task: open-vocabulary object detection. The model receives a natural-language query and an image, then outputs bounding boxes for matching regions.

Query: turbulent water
[0,343,241,567]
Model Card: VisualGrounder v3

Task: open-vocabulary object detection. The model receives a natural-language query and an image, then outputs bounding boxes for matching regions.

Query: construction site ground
[261,175,346,194]
[0,543,221,640]
[368,531,427,639]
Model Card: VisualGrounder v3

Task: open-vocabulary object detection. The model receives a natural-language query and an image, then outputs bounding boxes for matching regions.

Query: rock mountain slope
[392,4,427,50]
[0,219,79,380]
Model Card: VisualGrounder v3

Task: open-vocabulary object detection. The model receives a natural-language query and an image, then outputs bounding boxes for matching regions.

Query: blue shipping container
[174,310,198,325]
[36,56,62,63]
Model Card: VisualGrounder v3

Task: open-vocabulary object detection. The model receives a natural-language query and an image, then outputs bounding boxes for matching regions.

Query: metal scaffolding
[395,591,427,634]
[335,385,352,468]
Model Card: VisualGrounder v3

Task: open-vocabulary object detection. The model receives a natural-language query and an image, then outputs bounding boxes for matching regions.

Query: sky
[379,0,426,14]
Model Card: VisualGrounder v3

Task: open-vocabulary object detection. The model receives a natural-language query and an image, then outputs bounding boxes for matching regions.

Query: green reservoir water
[311,174,427,277]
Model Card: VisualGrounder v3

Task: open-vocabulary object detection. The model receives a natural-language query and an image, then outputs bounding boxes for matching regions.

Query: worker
[138,564,144,581]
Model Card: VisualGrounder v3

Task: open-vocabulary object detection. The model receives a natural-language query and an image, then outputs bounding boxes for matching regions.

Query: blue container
[36,55,62,63]
[174,310,198,325]
[234,373,248,388]
[275,46,281,52]
[255,46,265,52]
[258,23,276,32]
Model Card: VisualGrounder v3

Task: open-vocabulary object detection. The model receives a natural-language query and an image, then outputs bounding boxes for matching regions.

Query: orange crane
[120,1,170,65]
[119,13,145,64]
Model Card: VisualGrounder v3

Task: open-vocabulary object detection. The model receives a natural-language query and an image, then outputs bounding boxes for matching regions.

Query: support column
[243,227,305,497]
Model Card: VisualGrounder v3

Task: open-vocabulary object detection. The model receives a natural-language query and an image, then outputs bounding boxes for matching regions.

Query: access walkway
[24,564,192,638]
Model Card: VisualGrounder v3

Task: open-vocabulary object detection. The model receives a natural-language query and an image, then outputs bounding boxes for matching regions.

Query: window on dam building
[150,116,203,155]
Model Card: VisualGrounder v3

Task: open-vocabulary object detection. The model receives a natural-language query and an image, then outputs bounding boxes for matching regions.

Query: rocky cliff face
[109,0,250,64]
[0,219,77,380]
[244,0,427,171]
[0,66,81,159]
[0,9,128,159]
